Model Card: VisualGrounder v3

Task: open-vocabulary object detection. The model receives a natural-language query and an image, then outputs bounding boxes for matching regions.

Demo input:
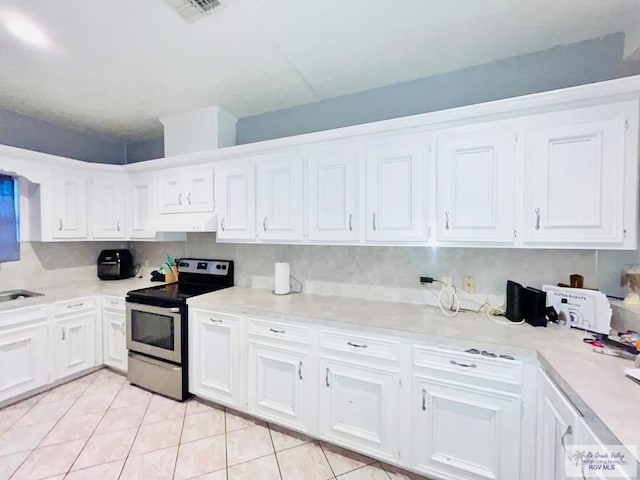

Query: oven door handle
[169,307,180,313]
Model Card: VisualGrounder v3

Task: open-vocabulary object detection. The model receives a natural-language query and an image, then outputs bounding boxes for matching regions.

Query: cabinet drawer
[102,296,125,311]
[248,318,310,344]
[320,330,400,361]
[54,296,95,316]
[0,306,48,329]
[413,346,523,385]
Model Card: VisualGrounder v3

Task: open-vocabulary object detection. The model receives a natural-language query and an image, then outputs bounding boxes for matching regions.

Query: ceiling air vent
[162,0,221,23]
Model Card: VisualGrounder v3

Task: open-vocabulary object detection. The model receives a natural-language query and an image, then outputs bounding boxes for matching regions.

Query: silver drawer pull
[450,359,477,368]
[269,328,285,334]
[535,208,541,230]
[109,301,119,306]
[421,388,427,411]
[347,341,368,348]
[67,303,84,309]
[325,367,330,387]
[298,361,303,380]
[209,318,223,323]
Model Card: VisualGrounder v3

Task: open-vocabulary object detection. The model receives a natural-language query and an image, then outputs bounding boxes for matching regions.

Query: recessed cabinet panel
[366,136,427,242]
[436,130,515,242]
[51,174,88,239]
[53,312,96,380]
[159,174,182,214]
[91,176,126,239]
[103,309,127,371]
[248,343,309,431]
[523,106,628,245]
[184,167,214,212]
[257,156,304,240]
[412,375,521,480]
[308,147,358,241]
[0,322,48,402]
[129,175,156,239]
[215,159,256,241]
[318,357,399,460]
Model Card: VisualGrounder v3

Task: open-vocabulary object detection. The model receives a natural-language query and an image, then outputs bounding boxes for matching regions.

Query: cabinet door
[91,175,126,239]
[437,130,515,242]
[248,342,309,431]
[215,159,256,241]
[102,309,127,372]
[308,146,359,242]
[365,136,427,242]
[189,311,242,408]
[537,371,580,480]
[257,155,304,240]
[0,322,48,402]
[183,166,214,213]
[53,312,96,380]
[523,107,627,245]
[129,174,157,239]
[412,375,521,480]
[158,169,183,214]
[318,357,399,461]
[51,173,88,239]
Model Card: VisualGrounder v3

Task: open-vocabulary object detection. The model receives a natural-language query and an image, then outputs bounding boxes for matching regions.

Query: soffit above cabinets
[0,0,639,140]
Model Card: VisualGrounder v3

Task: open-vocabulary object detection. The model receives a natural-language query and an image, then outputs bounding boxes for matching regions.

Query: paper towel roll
[274,262,290,295]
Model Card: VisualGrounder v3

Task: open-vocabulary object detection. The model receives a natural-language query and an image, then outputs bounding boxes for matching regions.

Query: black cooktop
[126,258,234,307]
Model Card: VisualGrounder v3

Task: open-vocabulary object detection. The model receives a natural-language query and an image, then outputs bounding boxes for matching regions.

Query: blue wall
[236,33,627,144]
[0,108,126,164]
[126,137,164,164]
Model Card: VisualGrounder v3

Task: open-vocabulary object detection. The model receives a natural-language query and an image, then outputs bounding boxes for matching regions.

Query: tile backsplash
[4,237,637,307]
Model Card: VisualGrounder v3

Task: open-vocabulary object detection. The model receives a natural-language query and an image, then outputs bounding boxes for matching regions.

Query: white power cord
[437,283,459,317]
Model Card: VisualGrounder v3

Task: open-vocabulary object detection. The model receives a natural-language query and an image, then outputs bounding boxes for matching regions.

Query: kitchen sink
[0,289,44,303]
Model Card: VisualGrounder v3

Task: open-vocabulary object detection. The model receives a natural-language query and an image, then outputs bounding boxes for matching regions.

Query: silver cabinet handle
[445,211,450,230]
[187,192,192,205]
[178,193,182,205]
[325,367,330,387]
[209,318,223,323]
[298,361,303,380]
[263,217,268,231]
[372,213,377,231]
[347,341,368,349]
[535,208,541,230]
[120,323,125,335]
[58,218,63,231]
[348,214,353,231]
[560,425,573,459]
[109,301,119,306]
[421,388,427,411]
[116,220,120,232]
[450,359,477,368]
[67,303,84,309]
[61,327,66,341]
[269,328,285,334]
[221,218,225,231]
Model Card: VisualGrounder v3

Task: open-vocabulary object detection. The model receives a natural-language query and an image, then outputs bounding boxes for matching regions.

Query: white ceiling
[0,0,639,141]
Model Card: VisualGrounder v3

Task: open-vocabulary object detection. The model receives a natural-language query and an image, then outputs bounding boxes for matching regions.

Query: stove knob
[221,265,227,270]
[216,264,221,270]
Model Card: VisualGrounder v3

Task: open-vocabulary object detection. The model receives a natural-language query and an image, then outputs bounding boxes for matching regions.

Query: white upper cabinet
[365,134,429,242]
[436,126,516,243]
[51,170,88,239]
[159,165,214,214]
[214,159,256,241]
[90,173,126,239]
[256,154,304,241]
[522,102,638,247]
[129,173,156,239]
[307,145,359,242]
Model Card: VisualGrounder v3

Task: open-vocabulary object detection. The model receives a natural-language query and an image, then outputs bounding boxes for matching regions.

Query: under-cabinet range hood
[145,212,218,232]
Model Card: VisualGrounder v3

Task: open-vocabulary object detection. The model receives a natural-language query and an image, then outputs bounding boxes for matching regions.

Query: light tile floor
[0,369,430,480]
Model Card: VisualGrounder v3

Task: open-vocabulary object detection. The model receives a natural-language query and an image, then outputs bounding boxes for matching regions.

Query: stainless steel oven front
[126,302,182,364]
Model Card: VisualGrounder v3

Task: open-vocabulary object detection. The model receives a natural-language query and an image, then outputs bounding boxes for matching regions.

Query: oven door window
[130,310,175,351]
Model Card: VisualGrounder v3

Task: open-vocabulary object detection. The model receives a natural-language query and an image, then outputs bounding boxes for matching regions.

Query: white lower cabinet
[52,300,96,381]
[189,310,243,408]
[102,296,127,372]
[248,342,310,431]
[412,375,522,480]
[0,307,49,402]
[318,357,400,461]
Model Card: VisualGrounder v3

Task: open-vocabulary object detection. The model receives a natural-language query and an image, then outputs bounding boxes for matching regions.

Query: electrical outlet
[463,275,475,294]
[442,276,453,287]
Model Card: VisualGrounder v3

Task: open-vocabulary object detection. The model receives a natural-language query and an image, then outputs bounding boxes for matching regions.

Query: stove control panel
[177,259,231,275]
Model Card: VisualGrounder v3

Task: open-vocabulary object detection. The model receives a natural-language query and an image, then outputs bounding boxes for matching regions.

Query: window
[0,174,19,262]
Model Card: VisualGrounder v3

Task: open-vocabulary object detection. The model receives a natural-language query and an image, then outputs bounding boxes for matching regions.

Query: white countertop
[188,287,640,452]
[0,276,164,312]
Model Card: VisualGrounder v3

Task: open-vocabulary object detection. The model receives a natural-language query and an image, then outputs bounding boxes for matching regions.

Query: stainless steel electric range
[125,258,234,401]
